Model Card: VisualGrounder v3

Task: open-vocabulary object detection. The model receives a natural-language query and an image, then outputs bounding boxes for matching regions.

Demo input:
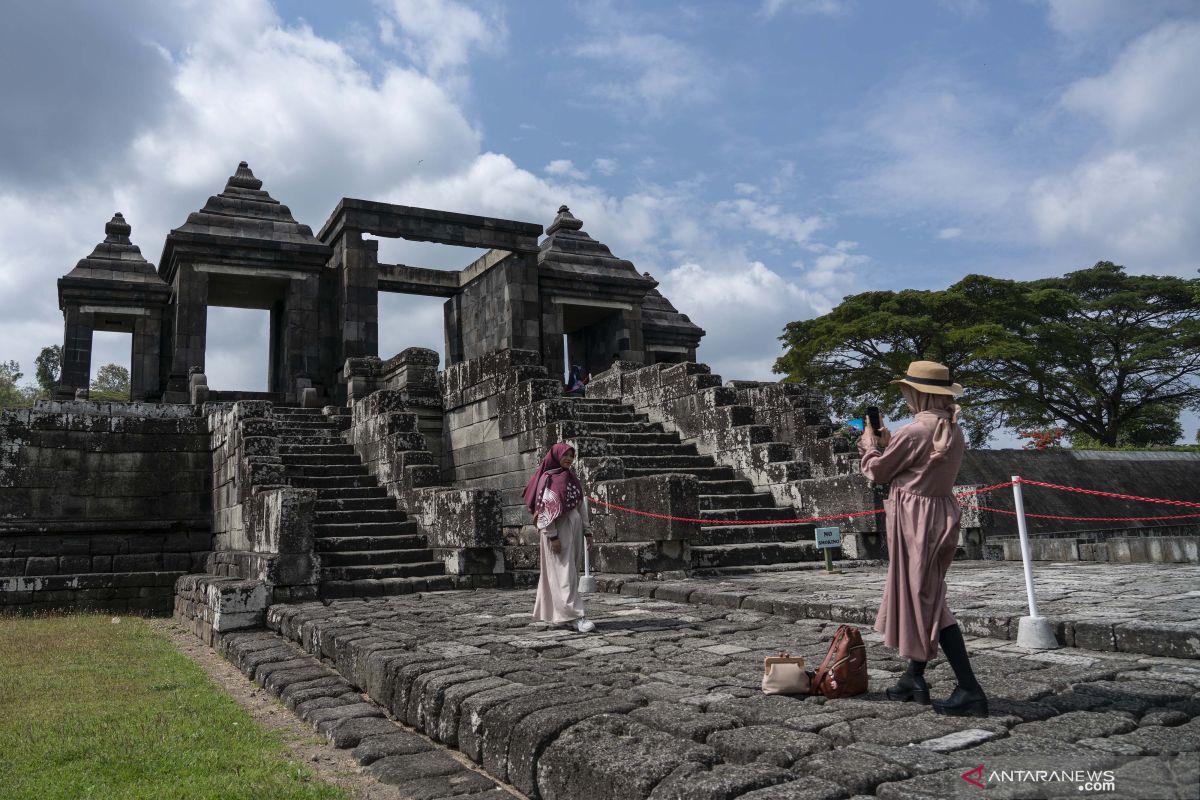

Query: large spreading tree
[776,263,1200,447]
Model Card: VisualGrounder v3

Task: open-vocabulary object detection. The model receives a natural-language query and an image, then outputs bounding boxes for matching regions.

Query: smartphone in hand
[865,406,882,436]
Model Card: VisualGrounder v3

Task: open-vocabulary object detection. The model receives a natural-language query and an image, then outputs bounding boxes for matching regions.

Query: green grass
[0,615,347,800]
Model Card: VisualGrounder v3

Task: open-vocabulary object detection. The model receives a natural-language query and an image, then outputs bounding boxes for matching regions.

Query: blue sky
[1,0,1197,440]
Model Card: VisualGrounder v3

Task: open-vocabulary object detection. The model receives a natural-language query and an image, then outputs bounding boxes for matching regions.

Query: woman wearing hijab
[525,442,595,633]
[858,361,986,717]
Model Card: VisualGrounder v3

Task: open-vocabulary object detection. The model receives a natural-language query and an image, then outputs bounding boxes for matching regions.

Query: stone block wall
[440,348,695,576]
[588,362,884,548]
[0,400,211,613]
[348,386,505,581]
[207,402,319,601]
[207,400,285,550]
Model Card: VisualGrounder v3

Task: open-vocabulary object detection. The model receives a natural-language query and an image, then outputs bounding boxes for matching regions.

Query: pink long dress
[859,412,966,661]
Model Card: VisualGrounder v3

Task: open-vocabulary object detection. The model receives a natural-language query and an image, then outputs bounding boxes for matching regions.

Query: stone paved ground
[597,562,1200,660]
[265,587,1200,800]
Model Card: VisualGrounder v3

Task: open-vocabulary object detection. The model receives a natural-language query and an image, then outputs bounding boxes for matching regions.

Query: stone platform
[599,561,1200,661]
[260,586,1200,800]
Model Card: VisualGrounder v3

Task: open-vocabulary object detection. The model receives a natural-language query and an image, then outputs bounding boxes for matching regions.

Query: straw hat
[891,360,963,397]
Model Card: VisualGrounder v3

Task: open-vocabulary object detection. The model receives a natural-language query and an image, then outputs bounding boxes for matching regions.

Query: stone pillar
[166,263,209,401]
[338,232,379,361]
[130,310,163,402]
[55,306,94,400]
[282,273,322,402]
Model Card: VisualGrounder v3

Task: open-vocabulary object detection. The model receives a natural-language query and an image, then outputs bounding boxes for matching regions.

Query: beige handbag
[762,652,810,695]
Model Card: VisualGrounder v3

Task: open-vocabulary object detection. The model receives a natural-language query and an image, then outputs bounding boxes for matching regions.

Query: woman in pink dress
[524,443,595,633]
[858,361,987,717]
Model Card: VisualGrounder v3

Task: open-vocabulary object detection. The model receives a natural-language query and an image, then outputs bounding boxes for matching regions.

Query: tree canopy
[776,263,1200,447]
[34,345,61,398]
[90,364,131,402]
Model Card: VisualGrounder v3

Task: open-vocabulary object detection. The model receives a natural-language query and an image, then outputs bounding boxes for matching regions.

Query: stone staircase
[273,407,449,598]
[569,398,822,574]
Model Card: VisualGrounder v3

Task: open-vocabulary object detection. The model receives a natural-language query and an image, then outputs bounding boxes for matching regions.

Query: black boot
[885,659,929,704]
[933,624,988,717]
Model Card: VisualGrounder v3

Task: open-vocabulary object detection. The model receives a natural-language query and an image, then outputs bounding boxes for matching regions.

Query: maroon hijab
[523,443,583,518]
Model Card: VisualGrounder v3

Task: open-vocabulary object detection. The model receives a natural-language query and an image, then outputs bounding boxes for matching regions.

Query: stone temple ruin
[2,162,1198,623]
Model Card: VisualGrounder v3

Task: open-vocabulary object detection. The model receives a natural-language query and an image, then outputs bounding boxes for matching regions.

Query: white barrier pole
[1011,475,1040,617]
[1011,475,1059,650]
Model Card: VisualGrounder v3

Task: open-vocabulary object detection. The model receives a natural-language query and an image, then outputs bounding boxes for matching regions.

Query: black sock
[907,659,927,678]
[938,624,981,693]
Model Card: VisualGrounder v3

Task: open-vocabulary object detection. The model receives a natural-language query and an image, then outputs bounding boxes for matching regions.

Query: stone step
[280,453,363,466]
[275,423,341,432]
[279,443,356,456]
[618,454,717,470]
[277,431,344,443]
[290,475,378,489]
[624,465,736,481]
[606,443,699,457]
[566,398,626,408]
[690,541,821,568]
[697,479,756,494]
[286,463,369,478]
[315,534,426,552]
[694,523,815,546]
[320,562,446,581]
[314,508,407,525]
[314,496,396,512]
[574,412,641,423]
[588,431,681,445]
[571,421,666,435]
[311,486,389,501]
[320,548,435,567]
[699,493,778,510]
[320,574,453,599]
[316,520,420,537]
[700,506,797,523]
[690,561,841,577]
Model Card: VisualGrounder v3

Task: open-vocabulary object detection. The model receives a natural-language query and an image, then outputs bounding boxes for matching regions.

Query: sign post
[814,526,841,573]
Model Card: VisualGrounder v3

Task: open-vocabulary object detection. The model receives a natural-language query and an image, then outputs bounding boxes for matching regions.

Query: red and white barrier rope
[588,477,1200,524]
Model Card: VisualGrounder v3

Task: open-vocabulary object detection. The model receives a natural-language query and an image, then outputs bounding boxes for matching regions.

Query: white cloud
[1041,0,1195,41]
[1060,20,1200,145]
[376,0,504,78]
[1027,20,1200,272]
[938,227,963,239]
[715,198,826,246]
[658,260,830,380]
[802,240,868,289]
[574,33,715,113]
[544,159,587,180]
[758,0,850,20]
[592,158,618,177]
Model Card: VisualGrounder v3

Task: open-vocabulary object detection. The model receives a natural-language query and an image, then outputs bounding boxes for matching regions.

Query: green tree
[776,263,1200,447]
[33,344,62,398]
[0,360,25,407]
[90,364,130,401]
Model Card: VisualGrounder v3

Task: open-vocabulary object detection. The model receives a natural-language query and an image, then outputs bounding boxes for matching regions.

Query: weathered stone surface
[791,748,909,795]
[325,716,400,749]
[647,762,794,800]
[369,750,463,783]
[629,702,742,742]
[536,715,719,800]
[351,731,433,765]
[706,724,830,766]
[735,777,849,800]
[1012,710,1139,742]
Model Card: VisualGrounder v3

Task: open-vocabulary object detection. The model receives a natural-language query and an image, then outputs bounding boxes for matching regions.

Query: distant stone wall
[959,449,1200,536]
[444,255,541,365]
[0,400,211,613]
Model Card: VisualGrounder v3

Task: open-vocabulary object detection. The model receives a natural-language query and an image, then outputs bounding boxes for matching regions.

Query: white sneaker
[573,617,595,634]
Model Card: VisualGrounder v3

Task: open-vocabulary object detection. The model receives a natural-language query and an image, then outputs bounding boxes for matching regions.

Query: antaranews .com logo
[962,765,1117,792]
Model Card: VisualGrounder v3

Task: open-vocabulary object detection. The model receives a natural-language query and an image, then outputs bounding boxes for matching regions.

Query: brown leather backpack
[810,624,868,698]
